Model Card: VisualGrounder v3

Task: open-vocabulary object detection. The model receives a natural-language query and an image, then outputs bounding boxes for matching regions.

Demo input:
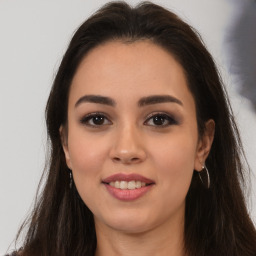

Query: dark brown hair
[13,1,256,256]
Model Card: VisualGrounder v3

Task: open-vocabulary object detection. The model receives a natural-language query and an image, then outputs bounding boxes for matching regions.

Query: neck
[94,213,186,256]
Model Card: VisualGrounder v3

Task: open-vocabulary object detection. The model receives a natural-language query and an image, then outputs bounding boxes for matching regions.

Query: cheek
[68,130,107,170]
[150,134,197,192]
[67,131,110,194]
[67,132,111,210]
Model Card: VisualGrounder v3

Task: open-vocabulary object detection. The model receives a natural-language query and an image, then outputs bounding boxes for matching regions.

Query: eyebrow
[75,95,116,107]
[138,95,183,107]
[75,94,183,108]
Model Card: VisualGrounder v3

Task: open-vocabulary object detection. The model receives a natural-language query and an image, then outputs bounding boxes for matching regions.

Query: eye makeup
[144,112,178,127]
[80,112,112,128]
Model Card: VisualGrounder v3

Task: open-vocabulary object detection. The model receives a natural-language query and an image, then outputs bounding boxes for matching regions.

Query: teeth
[135,180,142,188]
[109,180,147,190]
[115,181,120,188]
[120,181,128,189]
[128,180,135,190]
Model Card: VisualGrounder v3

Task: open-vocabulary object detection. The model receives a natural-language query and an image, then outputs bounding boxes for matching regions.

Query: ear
[59,125,72,170]
[194,119,215,171]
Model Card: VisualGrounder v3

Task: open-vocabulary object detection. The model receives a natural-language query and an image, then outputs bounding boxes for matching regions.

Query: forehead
[70,40,194,109]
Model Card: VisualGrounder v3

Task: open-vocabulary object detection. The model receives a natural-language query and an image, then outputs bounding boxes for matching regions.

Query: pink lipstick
[102,173,155,201]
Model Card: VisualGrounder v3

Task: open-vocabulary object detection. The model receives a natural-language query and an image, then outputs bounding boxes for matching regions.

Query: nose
[109,125,147,165]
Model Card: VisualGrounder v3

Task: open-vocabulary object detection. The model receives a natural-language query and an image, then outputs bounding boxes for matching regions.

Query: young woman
[9,1,256,256]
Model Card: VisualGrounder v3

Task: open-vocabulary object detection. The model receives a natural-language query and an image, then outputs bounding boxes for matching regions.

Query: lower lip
[104,184,154,201]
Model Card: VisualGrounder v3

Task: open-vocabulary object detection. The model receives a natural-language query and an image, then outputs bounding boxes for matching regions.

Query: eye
[80,113,112,127]
[144,113,177,127]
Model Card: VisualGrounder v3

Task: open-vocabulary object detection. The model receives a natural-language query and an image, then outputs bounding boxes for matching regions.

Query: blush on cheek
[69,141,101,165]
[156,147,195,186]
[69,141,108,183]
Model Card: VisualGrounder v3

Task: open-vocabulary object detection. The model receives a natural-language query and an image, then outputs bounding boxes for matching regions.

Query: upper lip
[102,173,155,184]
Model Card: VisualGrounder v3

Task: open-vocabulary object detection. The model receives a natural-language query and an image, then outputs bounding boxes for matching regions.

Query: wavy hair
[14,1,256,256]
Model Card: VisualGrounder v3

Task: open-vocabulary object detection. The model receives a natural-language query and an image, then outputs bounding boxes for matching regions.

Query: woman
[9,1,256,256]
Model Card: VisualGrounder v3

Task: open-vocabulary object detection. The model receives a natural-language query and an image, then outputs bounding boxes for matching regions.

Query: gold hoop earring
[198,165,210,189]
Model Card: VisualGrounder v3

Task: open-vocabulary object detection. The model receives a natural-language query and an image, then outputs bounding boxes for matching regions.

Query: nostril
[112,156,141,164]
[113,157,121,162]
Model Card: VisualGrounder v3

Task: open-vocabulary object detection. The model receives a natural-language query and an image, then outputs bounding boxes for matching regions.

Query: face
[61,40,213,235]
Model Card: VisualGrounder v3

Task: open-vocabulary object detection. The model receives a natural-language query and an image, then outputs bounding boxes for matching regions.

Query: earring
[69,170,73,189]
[198,165,210,189]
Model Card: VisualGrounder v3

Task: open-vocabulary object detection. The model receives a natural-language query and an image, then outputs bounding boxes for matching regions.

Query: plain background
[1,0,255,254]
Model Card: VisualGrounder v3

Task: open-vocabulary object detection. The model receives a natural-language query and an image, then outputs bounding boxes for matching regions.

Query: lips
[109,180,146,190]
[102,173,155,184]
[102,173,155,201]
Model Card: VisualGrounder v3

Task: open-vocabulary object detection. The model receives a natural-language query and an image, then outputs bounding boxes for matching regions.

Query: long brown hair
[13,1,256,255]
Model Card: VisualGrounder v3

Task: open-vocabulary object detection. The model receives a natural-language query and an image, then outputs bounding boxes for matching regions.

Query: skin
[61,40,215,256]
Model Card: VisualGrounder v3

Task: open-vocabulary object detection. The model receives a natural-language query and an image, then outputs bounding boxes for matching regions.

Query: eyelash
[80,112,112,128]
[144,112,178,127]
[80,112,178,128]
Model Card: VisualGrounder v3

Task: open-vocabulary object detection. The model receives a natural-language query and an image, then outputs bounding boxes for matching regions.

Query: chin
[109,221,153,234]
[97,210,158,234]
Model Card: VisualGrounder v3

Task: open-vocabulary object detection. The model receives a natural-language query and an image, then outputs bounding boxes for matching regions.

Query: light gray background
[1,0,255,254]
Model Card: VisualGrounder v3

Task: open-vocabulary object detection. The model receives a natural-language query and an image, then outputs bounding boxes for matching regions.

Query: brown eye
[152,116,166,125]
[91,115,105,125]
[144,113,177,127]
[80,113,112,127]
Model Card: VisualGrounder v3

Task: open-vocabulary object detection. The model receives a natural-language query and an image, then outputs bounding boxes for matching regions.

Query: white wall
[1,0,255,254]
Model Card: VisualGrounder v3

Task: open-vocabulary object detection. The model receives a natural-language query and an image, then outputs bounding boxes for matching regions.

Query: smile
[109,180,147,190]
[102,173,155,201]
